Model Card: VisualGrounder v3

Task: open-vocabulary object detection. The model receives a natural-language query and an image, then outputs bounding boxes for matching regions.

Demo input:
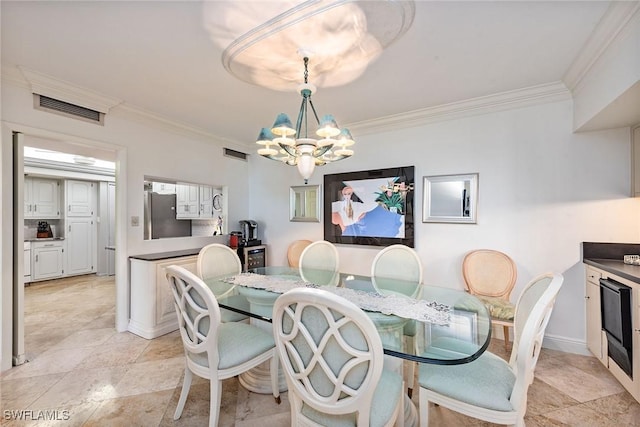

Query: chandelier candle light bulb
[255,56,355,184]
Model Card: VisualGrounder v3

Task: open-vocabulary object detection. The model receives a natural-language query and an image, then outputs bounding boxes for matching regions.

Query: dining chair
[298,240,340,286]
[418,272,564,427]
[462,249,518,350]
[166,265,280,427]
[286,239,312,268]
[273,287,404,427]
[371,244,423,397]
[197,243,248,322]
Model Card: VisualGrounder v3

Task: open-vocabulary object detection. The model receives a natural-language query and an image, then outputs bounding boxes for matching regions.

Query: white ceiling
[0,1,620,148]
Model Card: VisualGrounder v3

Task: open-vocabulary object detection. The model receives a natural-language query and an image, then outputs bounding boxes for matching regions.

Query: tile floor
[1,274,639,426]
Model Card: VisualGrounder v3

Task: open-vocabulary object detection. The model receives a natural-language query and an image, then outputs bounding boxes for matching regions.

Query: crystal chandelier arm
[307,98,321,125]
[295,95,307,138]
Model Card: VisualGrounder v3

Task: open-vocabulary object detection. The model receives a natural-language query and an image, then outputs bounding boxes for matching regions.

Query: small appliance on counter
[36,221,53,238]
[239,220,261,247]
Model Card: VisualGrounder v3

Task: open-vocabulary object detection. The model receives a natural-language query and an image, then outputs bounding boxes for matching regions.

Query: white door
[32,178,60,218]
[67,218,95,275]
[66,180,95,216]
[33,246,64,280]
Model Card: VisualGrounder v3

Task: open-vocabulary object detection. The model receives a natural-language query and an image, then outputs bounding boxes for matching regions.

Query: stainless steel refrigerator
[144,191,191,239]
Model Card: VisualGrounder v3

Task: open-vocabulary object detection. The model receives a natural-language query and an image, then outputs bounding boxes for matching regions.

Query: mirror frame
[290,185,321,222]
[422,173,478,224]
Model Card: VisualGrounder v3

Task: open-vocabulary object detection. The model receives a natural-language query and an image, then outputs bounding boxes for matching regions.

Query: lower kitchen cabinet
[66,217,95,275]
[129,253,198,339]
[32,240,65,281]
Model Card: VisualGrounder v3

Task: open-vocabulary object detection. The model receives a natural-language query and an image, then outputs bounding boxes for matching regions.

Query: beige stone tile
[0,347,95,380]
[28,366,129,409]
[160,382,219,427]
[526,377,580,416]
[235,382,290,423]
[2,401,101,427]
[582,391,640,425]
[75,340,149,370]
[103,331,150,346]
[113,357,185,397]
[135,331,183,363]
[0,373,65,411]
[535,356,624,402]
[46,328,116,351]
[543,403,617,426]
[82,389,173,427]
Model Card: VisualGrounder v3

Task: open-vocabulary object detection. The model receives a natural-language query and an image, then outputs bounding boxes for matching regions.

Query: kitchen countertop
[129,248,202,261]
[582,242,640,284]
[25,237,65,242]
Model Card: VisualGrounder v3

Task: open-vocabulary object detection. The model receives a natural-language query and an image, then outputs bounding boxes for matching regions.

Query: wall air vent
[35,95,104,125]
[223,148,248,161]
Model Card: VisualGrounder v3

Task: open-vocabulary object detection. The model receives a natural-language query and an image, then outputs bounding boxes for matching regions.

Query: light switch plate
[131,216,140,227]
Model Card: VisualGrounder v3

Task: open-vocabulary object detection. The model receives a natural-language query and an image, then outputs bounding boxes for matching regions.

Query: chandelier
[255,56,355,184]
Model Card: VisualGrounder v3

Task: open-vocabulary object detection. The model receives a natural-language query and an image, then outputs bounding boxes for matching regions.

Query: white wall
[0,80,251,370]
[249,99,640,353]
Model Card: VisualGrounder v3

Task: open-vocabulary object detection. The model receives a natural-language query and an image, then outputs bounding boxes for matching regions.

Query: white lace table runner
[222,273,452,325]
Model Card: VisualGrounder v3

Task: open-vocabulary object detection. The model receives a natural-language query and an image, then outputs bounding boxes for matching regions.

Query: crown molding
[563,1,640,92]
[347,82,571,136]
[2,66,246,151]
[18,66,123,113]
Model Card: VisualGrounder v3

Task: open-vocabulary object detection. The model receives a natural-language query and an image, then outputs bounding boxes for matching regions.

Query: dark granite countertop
[582,242,640,284]
[129,248,201,261]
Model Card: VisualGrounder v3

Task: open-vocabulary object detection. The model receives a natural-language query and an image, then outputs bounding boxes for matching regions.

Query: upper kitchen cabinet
[176,182,199,219]
[199,185,215,218]
[66,180,96,217]
[24,177,61,219]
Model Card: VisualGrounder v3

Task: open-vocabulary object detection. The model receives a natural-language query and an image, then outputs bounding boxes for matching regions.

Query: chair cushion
[188,322,274,370]
[419,350,515,412]
[477,296,515,321]
[300,368,403,427]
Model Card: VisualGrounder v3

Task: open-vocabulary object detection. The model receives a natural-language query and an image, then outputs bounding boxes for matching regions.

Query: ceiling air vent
[35,95,104,125]
[223,148,248,161]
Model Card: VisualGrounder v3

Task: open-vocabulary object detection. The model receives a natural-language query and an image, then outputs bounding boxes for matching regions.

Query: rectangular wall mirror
[290,185,320,222]
[422,173,478,223]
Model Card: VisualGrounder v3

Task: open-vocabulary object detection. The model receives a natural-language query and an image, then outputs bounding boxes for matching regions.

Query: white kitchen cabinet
[129,254,198,338]
[66,180,95,217]
[585,266,604,362]
[199,185,214,218]
[32,240,65,280]
[24,177,60,219]
[176,183,199,219]
[584,264,640,403]
[66,217,95,275]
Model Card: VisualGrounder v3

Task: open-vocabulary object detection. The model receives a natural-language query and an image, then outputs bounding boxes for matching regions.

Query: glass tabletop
[203,266,492,365]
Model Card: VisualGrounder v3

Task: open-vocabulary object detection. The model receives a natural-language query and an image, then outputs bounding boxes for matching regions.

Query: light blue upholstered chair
[371,244,423,397]
[418,273,564,427]
[197,243,248,322]
[166,265,280,427]
[298,240,340,286]
[273,287,404,427]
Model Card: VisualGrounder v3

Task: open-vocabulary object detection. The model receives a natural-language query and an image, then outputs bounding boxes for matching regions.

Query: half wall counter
[129,248,202,339]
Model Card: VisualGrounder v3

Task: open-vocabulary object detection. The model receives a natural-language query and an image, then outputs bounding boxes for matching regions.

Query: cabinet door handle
[35,255,38,262]
[34,205,37,212]
[69,205,71,211]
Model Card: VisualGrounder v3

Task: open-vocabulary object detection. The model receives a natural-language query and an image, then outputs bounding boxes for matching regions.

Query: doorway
[7,127,126,368]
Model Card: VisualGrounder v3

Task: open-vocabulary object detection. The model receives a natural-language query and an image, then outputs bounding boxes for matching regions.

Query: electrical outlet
[131,216,140,227]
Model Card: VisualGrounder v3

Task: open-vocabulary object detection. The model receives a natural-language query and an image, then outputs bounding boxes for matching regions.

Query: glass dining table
[203,266,492,426]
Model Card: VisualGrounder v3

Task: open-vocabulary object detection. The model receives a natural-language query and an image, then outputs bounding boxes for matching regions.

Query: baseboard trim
[542,334,591,356]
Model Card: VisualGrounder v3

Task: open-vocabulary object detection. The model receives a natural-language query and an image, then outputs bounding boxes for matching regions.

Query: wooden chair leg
[503,325,511,351]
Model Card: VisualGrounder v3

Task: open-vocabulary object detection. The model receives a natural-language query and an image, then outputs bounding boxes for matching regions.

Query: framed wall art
[324,166,415,247]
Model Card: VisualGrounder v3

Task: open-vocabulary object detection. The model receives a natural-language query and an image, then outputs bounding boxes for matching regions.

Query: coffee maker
[239,220,261,247]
